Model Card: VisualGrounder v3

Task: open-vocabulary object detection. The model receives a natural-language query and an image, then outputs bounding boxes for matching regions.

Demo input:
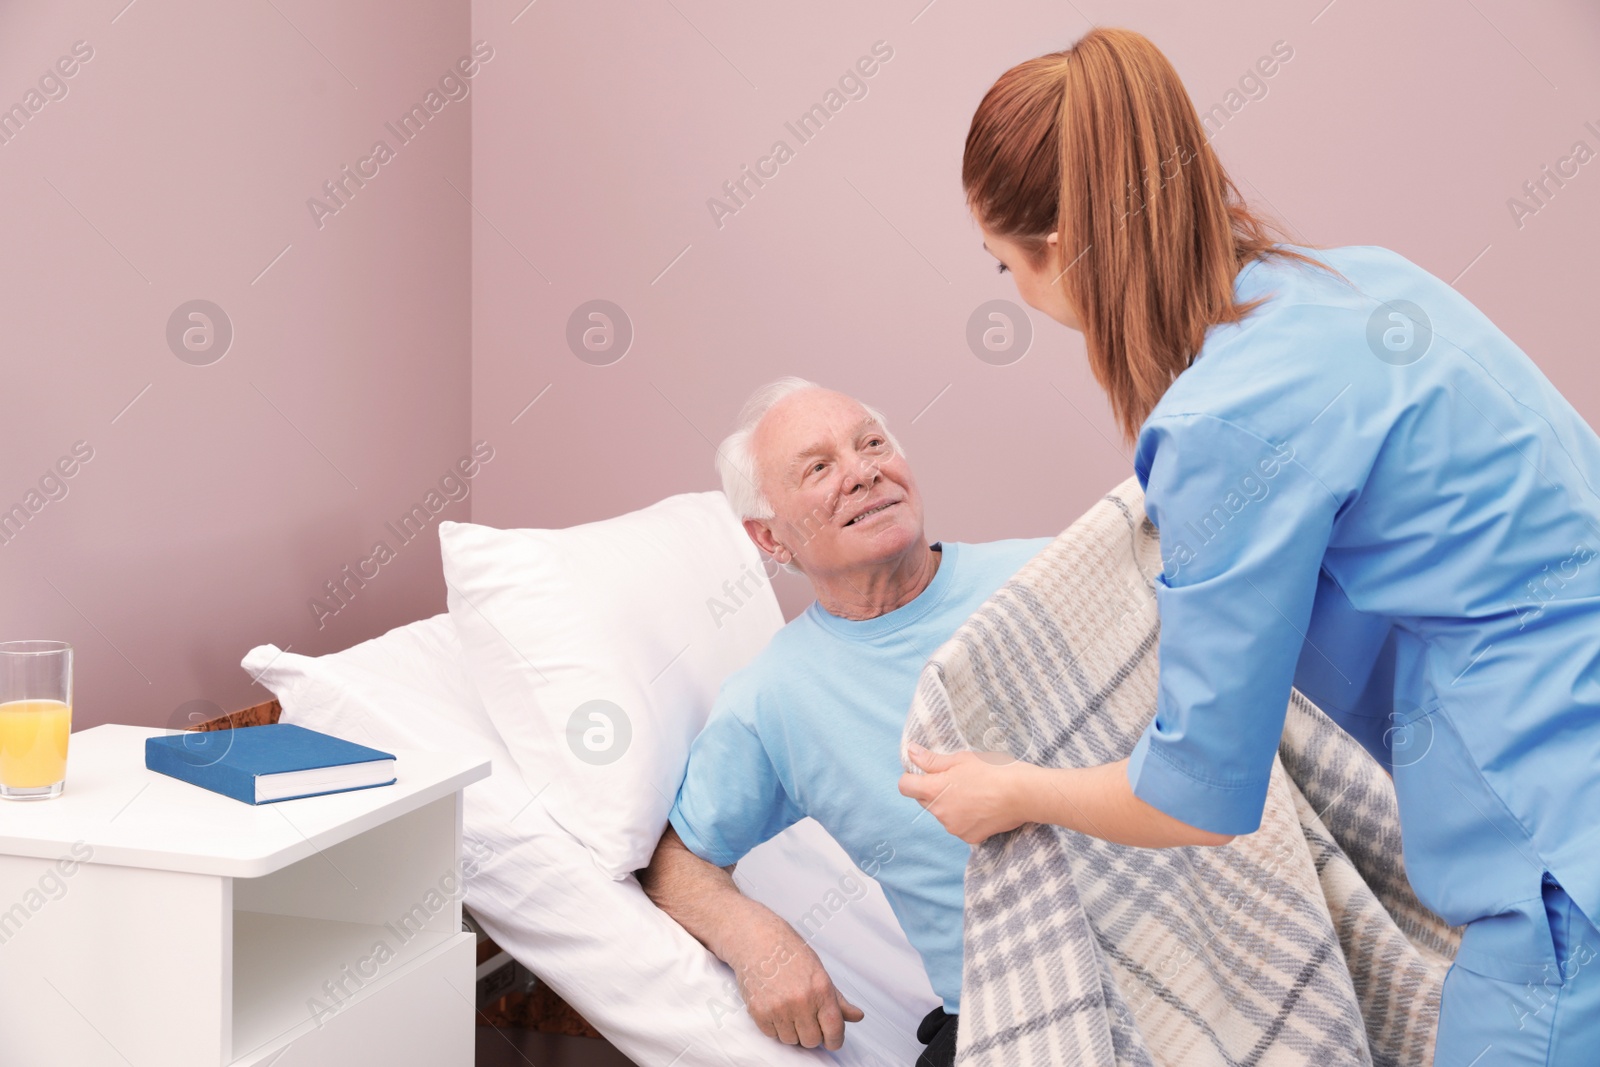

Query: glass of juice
[0,641,73,800]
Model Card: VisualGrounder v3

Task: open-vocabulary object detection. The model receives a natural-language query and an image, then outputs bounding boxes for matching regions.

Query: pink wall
[0,1,473,729]
[5,0,1597,729]
[468,0,1600,620]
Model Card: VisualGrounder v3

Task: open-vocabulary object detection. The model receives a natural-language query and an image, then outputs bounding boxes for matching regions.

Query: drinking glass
[0,641,73,800]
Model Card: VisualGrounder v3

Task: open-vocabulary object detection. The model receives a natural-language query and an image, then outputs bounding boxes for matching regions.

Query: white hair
[716,377,905,520]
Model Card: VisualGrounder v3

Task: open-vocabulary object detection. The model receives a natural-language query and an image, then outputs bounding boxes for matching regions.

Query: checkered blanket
[902,478,1460,1066]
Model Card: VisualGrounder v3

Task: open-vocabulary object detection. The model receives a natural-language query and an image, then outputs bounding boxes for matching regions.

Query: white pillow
[438,492,783,879]
[239,614,515,808]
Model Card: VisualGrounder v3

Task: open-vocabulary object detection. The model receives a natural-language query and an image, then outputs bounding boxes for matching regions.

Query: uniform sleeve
[667,691,804,868]
[1127,413,1341,835]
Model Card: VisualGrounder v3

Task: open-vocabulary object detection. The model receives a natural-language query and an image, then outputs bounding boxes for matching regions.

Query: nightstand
[0,724,491,1066]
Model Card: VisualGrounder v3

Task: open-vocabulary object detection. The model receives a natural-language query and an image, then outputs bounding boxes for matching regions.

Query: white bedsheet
[244,615,931,1067]
[467,785,931,1067]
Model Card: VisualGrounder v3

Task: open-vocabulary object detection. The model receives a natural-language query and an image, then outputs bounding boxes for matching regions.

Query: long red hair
[963,28,1322,442]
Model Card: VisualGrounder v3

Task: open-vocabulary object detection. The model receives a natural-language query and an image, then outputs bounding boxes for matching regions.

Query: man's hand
[722,912,864,1049]
[640,825,865,1050]
[898,743,1033,844]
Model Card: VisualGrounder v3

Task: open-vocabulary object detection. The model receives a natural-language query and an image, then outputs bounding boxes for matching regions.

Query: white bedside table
[0,724,491,1066]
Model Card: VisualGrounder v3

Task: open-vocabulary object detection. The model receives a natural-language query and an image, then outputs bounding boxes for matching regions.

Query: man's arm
[639,825,864,1050]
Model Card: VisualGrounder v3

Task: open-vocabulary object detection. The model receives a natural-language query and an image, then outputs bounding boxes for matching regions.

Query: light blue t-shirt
[668,538,1052,1012]
[1126,244,1600,954]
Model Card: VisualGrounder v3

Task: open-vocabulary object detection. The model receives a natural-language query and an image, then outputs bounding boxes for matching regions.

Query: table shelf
[231,911,458,1060]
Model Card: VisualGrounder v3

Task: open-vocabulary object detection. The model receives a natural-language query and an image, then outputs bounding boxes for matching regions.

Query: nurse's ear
[1041,230,1077,281]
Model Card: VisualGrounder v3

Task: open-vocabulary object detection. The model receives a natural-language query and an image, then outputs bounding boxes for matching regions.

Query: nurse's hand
[898,743,1035,844]
[900,746,1238,849]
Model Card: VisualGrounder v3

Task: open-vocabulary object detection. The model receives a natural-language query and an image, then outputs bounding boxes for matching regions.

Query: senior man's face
[751,390,924,576]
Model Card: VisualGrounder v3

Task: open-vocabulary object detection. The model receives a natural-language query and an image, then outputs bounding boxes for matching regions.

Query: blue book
[145,723,397,804]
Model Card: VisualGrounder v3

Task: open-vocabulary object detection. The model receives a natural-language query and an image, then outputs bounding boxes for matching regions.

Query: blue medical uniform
[1124,245,1600,1063]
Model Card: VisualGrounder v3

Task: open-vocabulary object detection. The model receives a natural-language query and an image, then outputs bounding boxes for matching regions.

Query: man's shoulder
[938,539,1056,609]
[710,538,1054,716]
[945,536,1056,575]
[711,609,827,713]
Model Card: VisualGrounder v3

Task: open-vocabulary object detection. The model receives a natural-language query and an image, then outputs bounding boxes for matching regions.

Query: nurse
[898,27,1600,1065]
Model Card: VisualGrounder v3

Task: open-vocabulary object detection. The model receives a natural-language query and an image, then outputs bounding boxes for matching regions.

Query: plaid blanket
[902,478,1460,1066]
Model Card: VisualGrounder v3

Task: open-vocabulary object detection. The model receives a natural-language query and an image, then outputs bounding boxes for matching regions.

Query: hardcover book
[145,723,397,804]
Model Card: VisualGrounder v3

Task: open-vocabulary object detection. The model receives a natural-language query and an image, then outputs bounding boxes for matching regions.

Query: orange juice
[0,699,71,788]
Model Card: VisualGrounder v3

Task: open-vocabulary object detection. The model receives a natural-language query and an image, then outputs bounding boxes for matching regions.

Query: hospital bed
[204,492,935,1067]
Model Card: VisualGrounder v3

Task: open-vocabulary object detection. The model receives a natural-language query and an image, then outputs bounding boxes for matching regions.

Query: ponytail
[964,28,1323,442]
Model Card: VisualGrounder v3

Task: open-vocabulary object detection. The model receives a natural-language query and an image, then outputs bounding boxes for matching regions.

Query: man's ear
[742,517,785,561]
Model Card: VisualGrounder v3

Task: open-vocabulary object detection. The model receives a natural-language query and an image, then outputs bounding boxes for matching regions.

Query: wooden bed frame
[195,698,604,1041]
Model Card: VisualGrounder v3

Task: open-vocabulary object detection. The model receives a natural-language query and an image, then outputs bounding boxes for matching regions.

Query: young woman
[899,27,1600,1063]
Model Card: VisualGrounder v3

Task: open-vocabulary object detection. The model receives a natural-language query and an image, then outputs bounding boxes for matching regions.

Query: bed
[224,492,936,1067]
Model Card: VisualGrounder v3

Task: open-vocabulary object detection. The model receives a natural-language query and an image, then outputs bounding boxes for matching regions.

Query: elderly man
[639,377,1051,1067]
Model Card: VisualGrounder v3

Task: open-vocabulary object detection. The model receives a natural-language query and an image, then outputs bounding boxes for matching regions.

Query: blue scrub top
[1125,244,1600,935]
